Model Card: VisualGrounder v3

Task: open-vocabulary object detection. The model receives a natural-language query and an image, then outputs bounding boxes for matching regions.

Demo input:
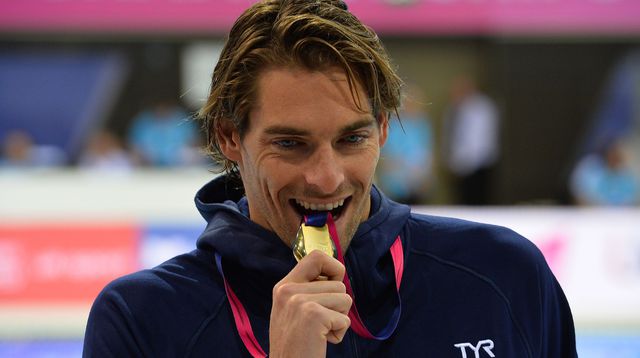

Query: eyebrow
[263,116,376,136]
[342,117,376,133]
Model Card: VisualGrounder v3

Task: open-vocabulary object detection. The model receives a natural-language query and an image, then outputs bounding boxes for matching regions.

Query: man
[83,1,577,357]
[443,76,500,205]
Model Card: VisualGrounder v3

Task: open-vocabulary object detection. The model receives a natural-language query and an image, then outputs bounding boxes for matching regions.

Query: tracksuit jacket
[83,175,577,357]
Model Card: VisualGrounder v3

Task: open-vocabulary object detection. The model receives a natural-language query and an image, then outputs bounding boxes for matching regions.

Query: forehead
[249,67,372,130]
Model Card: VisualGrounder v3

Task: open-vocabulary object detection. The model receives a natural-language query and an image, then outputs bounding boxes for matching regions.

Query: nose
[303,144,344,194]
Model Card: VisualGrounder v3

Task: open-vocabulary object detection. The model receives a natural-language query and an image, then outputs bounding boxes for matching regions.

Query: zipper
[348,329,360,357]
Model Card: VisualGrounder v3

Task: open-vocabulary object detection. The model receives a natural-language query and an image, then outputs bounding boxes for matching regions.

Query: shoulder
[404,212,546,283]
[96,249,223,314]
[400,213,577,357]
[84,249,227,356]
[402,212,567,319]
[407,212,538,254]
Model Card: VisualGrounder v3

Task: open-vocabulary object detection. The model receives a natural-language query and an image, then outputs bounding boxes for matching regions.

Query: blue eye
[274,139,299,149]
[343,134,365,144]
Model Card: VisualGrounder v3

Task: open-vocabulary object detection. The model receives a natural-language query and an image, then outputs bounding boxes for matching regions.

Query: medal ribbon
[309,213,403,340]
[215,253,268,358]
[215,213,403,357]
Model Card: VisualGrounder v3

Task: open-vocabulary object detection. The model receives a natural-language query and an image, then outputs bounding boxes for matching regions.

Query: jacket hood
[194,174,411,322]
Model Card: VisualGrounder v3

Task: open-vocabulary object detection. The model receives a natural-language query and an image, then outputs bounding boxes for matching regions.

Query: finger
[324,311,351,344]
[292,293,353,316]
[273,281,348,309]
[285,280,346,294]
[283,250,345,283]
[299,302,351,344]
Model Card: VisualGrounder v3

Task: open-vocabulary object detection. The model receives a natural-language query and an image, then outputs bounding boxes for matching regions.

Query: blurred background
[1,0,639,356]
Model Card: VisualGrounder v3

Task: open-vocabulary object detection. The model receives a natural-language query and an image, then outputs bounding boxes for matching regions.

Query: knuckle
[273,282,295,301]
[305,250,325,263]
[300,301,323,319]
[272,283,281,296]
[289,293,306,307]
[343,293,353,306]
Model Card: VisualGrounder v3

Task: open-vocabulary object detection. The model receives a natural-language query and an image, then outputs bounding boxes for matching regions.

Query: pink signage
[0,224,138,303]
[1,0,639,35]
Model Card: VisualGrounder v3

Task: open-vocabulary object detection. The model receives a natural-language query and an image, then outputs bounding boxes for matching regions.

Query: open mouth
[290,197,351,221]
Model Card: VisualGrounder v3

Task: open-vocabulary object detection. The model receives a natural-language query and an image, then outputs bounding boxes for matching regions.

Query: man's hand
[269,250,352,358]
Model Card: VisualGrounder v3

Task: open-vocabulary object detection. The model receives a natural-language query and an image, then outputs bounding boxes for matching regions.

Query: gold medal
[293,221,337,262]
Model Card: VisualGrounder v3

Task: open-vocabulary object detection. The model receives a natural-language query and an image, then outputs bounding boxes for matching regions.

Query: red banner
[0,224,138,303]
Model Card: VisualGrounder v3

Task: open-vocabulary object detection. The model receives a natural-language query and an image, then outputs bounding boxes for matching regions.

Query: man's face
[221,67,388,249]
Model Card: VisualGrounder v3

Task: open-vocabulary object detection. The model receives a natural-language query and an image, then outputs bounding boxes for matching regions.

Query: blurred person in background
[0,130,66,168]
[78,130,133,172]
[442,75,500,205]
[127,98,200,167]
[570,140,639,206]
[570,49,640,206]
[376,83,434,204]
[84,1,576,357]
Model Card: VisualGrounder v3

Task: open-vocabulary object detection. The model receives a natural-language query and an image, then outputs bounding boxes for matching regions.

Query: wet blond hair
[199,0,403,175]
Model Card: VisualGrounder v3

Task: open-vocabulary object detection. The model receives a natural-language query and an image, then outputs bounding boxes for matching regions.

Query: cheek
[254,157,297,198]
[239,147,275,196]
[352,147,381,180]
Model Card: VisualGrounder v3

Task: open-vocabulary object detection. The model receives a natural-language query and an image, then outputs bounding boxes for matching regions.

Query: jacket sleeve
[484,224,578,358]
[82,285,145,358]
[536,257,578,358]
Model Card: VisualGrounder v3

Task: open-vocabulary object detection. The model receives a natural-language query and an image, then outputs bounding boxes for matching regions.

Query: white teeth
[295,198,345,211]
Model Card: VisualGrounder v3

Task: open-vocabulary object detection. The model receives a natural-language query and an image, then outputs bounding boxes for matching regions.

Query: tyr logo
[454,339,496,358]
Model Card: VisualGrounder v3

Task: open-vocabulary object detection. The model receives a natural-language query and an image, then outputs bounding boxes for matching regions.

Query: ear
[217,119,242,163]
[377,112,389,147]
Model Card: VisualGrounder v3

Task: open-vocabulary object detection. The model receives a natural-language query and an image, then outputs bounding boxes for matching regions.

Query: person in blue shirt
[84,1,577,357]
[570,140,639,206]
[128,100,198,167]
[377,84,435,204]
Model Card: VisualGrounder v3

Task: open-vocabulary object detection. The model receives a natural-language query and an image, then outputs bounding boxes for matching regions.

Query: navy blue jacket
[83,175,577,357]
